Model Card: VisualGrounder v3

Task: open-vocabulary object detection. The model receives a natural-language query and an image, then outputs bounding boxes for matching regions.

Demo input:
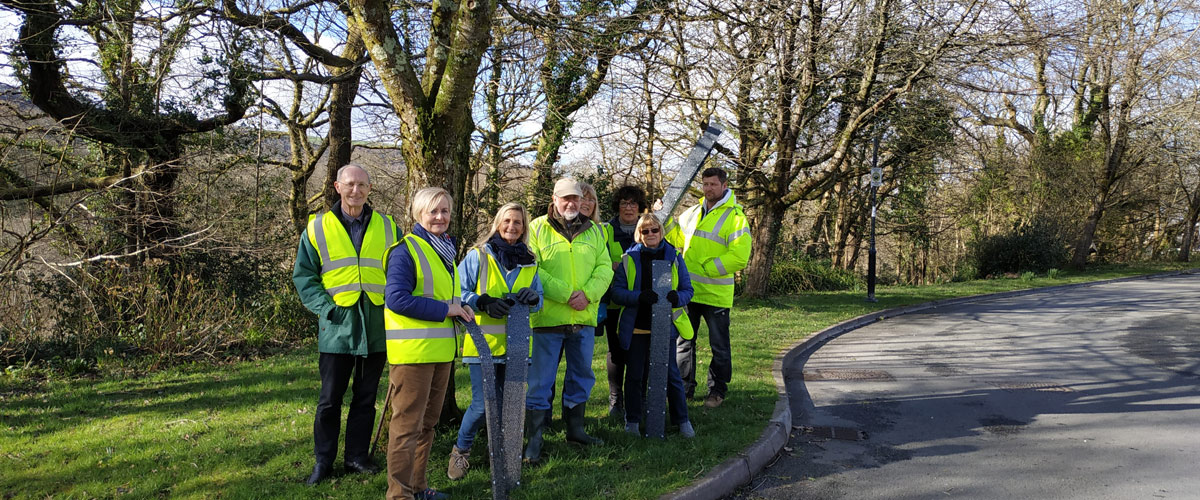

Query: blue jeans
[455,363,506,451]
[526,327,595,411]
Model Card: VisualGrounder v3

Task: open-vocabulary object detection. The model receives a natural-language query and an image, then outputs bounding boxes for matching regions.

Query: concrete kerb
[661,268,1198,500]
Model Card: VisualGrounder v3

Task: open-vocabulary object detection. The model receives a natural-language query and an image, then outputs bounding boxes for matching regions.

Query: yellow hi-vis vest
[664,193,751,309]
[383,234,461,364]
[307,210,397,306]
[620,253,694,340]
[463,246,538,358]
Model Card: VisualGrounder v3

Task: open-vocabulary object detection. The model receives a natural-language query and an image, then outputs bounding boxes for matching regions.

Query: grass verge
[1,262,1192,499]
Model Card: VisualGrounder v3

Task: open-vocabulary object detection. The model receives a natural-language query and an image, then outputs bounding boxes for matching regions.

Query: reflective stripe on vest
[675,201,747,307]
[622,253,694,340]
[383,234,461,364]
[463,247,537,358]
[308,211,396,306]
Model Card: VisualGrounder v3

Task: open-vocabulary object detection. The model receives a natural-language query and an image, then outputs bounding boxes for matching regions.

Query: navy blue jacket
[610,241,694,350]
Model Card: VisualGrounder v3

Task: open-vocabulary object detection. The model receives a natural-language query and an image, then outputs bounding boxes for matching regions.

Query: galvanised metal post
[867,136,881,303]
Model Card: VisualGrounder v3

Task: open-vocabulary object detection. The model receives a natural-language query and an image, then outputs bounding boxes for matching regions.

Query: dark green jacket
[292,227,387,356]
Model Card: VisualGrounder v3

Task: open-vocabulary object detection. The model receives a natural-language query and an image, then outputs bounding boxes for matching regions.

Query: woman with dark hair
[600,184,647,418]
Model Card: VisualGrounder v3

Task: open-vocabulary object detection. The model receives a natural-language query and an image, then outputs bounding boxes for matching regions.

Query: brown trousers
[386,362,452,500]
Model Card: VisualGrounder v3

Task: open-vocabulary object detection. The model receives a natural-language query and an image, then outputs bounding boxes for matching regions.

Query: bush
[970,219,1070,277]
[759,257,862,295]
[3,249,313,373]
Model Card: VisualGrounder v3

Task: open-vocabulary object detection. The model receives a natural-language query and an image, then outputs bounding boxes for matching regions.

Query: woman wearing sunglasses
[609,213,696,438]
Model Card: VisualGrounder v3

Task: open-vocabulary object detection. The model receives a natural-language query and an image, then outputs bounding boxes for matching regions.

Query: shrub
[1047,268,1062,279]
[3,249,313,373]
[759,257,862,295]
[970,218,1070,277]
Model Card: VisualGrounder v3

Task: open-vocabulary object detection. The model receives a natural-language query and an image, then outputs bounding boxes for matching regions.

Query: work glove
[476,294,513,318]
[515,287,539,306]
[667,290,681,307]
[637,290,659,306]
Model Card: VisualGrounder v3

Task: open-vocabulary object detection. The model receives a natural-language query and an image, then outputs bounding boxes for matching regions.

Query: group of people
[293,164,751,500]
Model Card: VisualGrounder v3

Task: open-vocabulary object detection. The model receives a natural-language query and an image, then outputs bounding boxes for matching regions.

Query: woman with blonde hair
[383,187,474,500]
[579,182,602,223]
[446,202,543,481]
[609,213,696,438]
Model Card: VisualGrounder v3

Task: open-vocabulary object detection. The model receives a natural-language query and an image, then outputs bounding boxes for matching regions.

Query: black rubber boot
[523,410,546,463]
[563,403,603,446]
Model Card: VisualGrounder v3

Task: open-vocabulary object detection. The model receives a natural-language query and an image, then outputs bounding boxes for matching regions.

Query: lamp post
[867,137,881,303]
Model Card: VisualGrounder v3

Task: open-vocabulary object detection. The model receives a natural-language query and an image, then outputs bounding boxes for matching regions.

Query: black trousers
[314,351,386,466]
[676,303,732,398]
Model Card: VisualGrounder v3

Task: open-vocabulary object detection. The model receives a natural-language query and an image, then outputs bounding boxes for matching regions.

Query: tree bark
[1179,186,1200,262]
[740,198,785,298]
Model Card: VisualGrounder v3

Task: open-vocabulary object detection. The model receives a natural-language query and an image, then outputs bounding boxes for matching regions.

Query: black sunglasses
[640,227,661,235]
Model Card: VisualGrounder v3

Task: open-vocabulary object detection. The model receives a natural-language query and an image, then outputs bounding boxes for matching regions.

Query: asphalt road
[731,273,1200,500]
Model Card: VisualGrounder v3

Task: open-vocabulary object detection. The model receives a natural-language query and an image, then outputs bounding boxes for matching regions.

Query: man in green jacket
[522,178,614,463]
[293,164,399,485]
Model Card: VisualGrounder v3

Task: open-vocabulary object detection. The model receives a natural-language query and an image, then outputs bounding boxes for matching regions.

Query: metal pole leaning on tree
[653,121,725,222]
[645,260,674,440]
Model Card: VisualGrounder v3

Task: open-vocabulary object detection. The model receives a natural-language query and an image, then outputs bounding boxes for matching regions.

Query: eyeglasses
[640,228,660,235]
[619,201,639,208]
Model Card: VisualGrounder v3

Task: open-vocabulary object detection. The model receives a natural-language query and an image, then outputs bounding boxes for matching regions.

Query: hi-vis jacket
[609,242,696,350]
[307,210,398,306]
[383,233,462,364]
[528,215,614,328]
[664,190,752,308]
[459,245,541,359]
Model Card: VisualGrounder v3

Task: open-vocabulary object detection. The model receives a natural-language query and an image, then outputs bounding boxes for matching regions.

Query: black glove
[476,294,512,318]
[515,287,539,306]
[667,290,681,307]
[637,290,659,306]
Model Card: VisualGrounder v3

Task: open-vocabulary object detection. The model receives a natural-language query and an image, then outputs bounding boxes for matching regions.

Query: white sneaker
[679,421,695,438]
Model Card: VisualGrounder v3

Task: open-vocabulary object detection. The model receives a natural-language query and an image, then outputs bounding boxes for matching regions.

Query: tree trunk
[1180,187,1200,263]
[321,26,367,209]
[528,112,570,212]
[741,199,785,298]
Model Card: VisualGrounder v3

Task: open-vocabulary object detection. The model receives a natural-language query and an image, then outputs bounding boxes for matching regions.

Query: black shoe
[306,463,332,485]
[563,403,603,446]
[344,457,381,475]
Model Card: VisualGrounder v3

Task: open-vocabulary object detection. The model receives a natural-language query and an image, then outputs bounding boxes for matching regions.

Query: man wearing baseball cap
[521,178,614,462]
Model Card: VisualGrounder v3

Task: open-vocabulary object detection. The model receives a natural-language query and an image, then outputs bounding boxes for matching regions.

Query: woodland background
[1,0,1198,373]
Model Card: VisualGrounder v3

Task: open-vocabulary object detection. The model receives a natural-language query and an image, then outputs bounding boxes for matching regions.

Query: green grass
[1,262,1192,499]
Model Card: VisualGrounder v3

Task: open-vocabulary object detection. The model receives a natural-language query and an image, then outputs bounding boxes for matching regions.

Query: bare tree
[3,0,252,257]
[677,0,983,297]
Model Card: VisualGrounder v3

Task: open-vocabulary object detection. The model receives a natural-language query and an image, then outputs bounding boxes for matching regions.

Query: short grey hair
[336,164,370,183]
